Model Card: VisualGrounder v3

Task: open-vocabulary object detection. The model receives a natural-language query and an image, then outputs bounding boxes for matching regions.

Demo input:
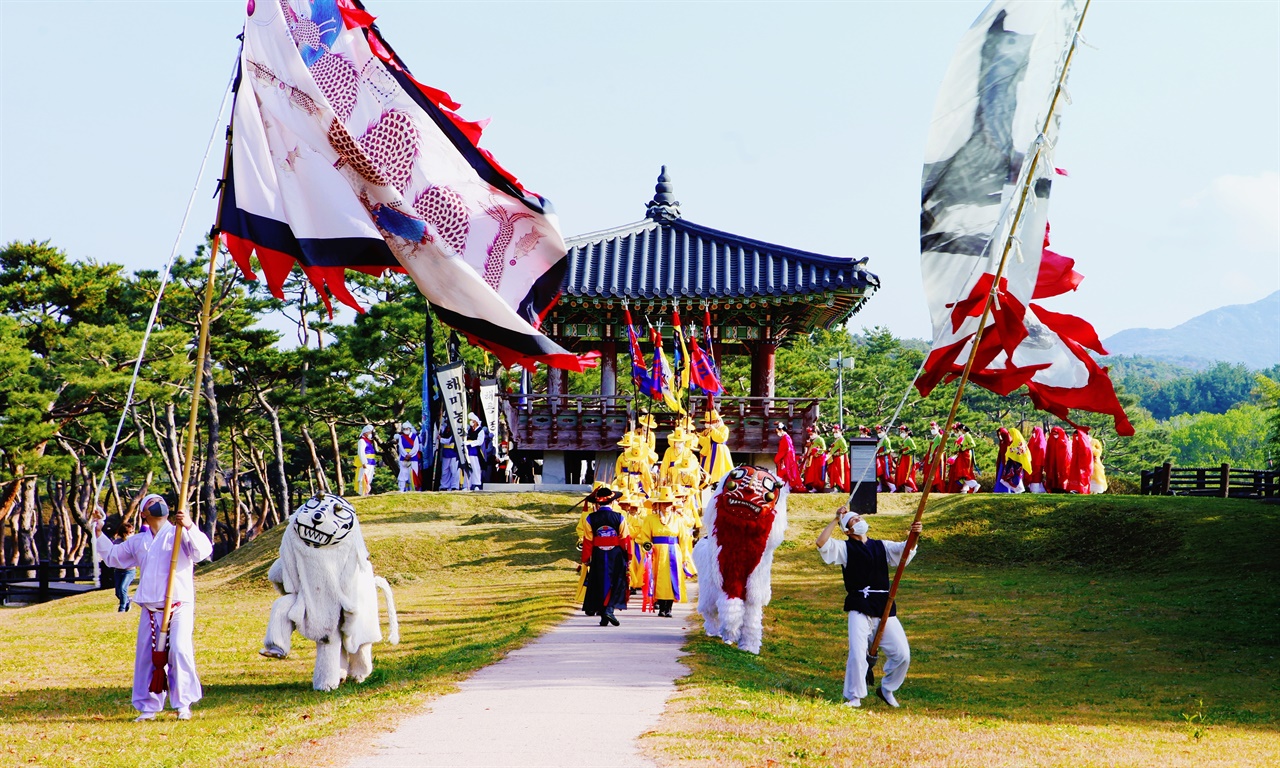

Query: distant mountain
[1102,291,1280,370]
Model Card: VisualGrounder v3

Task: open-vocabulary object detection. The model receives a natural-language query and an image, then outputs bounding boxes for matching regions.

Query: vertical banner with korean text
[436,361,470,479]
[479,379,500,434]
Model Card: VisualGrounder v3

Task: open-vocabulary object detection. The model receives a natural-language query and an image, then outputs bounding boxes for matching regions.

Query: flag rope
[89,56,238,584]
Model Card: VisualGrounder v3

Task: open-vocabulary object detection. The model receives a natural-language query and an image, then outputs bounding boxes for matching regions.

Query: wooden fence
[1140,463,1280,500]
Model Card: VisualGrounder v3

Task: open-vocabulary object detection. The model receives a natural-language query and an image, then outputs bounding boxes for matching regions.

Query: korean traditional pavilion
[501,168,880,482]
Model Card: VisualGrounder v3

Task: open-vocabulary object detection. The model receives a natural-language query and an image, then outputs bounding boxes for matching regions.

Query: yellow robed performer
[634,486,694,617]
[1089,436,1108,494]
[615,433,654,497]
[615,491,648,590]
[1006,427,1034,474]
[697,409,734,487]
[636,413,658,455]
[659,424,695,485]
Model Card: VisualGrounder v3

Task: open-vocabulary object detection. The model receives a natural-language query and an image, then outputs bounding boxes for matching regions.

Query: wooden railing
[0,562,100,605]
[1140,462,1280,500]
[500,394,822,453]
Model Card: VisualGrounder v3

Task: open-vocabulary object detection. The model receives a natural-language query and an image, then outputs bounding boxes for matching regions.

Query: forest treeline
[2,239,1277,568]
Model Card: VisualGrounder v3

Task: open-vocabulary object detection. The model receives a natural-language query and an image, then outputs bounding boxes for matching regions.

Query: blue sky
[1,1,1277,342]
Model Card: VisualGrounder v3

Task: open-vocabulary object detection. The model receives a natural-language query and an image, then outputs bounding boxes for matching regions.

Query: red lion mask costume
[693,465,789,654]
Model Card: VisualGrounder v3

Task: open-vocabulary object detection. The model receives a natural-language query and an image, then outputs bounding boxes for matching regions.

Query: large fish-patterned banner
[219,0,596,372]
[917,0,1132,435]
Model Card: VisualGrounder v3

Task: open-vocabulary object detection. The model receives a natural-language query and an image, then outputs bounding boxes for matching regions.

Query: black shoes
[599,616,610,626]
[599,612,620,627]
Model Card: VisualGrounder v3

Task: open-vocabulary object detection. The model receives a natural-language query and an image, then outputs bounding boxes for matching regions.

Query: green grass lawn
[642,493,1280,767]
[4,490,1278,767]
[0,492,585,768]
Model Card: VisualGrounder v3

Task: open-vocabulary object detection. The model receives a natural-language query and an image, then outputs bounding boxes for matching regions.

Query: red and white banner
[221,0,595,372]
[917,0,1132,435]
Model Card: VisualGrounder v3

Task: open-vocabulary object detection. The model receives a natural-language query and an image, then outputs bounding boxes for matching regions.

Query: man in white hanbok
[94,494,213,721]
[815,506,921,709]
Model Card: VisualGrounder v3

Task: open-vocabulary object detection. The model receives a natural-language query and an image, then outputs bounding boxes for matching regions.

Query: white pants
[398,460,417,492]
[134,604,202,713]
[844,612,910,702]
[358,464,375,495]
[440,456,461,490]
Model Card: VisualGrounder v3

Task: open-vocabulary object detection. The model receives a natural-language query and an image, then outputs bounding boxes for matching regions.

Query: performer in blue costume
[464,413,486,491]
[437,421,462,491]
[356,425,378,496]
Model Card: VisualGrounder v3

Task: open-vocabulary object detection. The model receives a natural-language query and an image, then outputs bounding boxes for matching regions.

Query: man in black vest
[816,505,921,708]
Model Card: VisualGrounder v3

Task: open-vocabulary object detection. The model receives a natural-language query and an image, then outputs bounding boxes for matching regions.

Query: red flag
[688,310,722,395]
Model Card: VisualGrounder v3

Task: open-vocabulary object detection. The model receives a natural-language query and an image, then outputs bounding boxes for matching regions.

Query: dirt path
[350,595,695,767]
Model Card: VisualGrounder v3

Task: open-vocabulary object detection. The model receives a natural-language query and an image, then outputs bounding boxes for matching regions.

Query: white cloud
[1183,172,1280,252]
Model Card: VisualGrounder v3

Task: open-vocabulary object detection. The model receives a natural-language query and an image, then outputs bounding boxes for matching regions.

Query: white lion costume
[693,465,788,655]
[261,494,400,691]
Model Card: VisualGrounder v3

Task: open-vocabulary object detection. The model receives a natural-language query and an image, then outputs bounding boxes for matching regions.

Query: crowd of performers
[775,420,1108,496]
[354,415,519,495]
[575,410,735,625]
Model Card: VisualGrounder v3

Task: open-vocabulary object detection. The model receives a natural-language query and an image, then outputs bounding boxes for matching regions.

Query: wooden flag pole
[149,226,221,693]
[154,121,233,689]
[866,0,1092,670]
[158,229,222,636]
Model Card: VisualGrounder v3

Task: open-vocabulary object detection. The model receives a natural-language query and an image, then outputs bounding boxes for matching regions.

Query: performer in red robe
[1027,425,1047,493]
[893,425,919,492]
[949,423,979,493]
[826,425,851,494]
[874,427,896,493]
[772,422,804,489]
[801,426,828,493]
[1068,429,1094,494]
[1044,426,1072,493]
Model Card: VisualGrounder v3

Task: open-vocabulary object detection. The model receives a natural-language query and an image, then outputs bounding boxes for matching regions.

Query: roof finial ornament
[645,165,681,222]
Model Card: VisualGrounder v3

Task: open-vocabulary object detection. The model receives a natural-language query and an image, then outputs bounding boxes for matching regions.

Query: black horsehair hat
[588,485,623,504]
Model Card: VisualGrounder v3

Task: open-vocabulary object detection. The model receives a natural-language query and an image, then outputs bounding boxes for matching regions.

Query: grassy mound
[0,491,585,768]
[916,491,1274,570]
[644,493,1280,767]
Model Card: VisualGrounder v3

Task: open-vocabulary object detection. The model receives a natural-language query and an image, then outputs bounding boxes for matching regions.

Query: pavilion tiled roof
[561,169,880,309]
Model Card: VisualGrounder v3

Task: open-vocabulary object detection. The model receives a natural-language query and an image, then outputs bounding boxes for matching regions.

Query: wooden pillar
[547,364,567,413]
[599,341,618,398]
[749,341,777,399]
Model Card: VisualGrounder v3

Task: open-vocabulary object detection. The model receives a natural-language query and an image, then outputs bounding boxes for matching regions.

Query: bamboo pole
[158,229,221,642]
[867,0,1093,665]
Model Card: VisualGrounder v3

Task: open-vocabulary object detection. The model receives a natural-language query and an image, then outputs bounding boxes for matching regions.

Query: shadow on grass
[1,625,543,726]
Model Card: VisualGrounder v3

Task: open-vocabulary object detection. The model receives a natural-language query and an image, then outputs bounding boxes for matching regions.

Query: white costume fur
[693,480,789,655]
[262,496,400,691]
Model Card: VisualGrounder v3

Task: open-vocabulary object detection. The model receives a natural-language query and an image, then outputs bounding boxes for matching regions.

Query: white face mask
[852,520,869,536]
